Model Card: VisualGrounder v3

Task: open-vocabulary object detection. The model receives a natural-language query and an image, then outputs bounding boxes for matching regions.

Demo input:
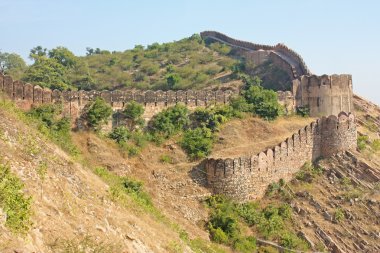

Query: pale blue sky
[1,0,379,104]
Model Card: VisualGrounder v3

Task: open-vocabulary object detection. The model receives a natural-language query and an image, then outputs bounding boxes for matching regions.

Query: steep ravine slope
[0,104,190,252]
[284,151,380,252]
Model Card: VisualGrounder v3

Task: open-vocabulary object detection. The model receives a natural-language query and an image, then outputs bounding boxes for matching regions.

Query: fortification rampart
[205,112,357,201]
[200,31,311,76]
[0,74,295,125]
[200,31,353,117]
[292,74,353,116]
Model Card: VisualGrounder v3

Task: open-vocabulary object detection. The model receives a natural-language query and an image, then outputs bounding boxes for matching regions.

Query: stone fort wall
[200,31,311,76]
[0,74,295,124]
[292,74,353,117]
[200,31,353,117]
[205,112,357,201]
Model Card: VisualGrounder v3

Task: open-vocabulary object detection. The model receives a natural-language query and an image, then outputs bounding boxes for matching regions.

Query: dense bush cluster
[85,97,113,131]
[27,104,78,156]
[0,163,32,234]
[205,195,309,252]
[149,103,190,139]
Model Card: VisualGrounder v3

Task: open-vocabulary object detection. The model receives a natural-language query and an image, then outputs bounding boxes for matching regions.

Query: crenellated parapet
[0,73,240,121]
[274,43,311,76]
[205,112,356,201]
[200,31,275,51]
[0,74,298,124]
[200,31,354,117]
[292,74,353,116]
[200,31,311,77]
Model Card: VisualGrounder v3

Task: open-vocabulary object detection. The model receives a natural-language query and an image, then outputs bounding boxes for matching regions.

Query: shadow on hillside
[188,160,208,188]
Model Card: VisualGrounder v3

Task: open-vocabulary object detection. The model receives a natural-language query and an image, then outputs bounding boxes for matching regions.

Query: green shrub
[150,104,189,138]
[206,195,241,243]
[28,104,78,156]
[341,189,363,201]
[140,62,159,76]
[166,73,181,89]
[233,236,257,253]
[85,97,113,130]
[295,162,323,182]
[280,232,309,250]
[371,139,380,152]
[133,71,147,82]
[296,106,310,117]
[334,208,345,222]
[209,209,240,241]
[160,154,173,164]
[0,163,32,234]
[192,108,223,131]
[266,182,281,196]
[130,131,147,147]
[181,127,214,159]
[243,85,282,120]
[357,135,369,151]
[109,126,131,143]
[123,101,145,130]
[94,167,153,208]
[257,213,284,238]
[209,226,229,244]
[209,42,231,55]
[236,202,261,226]
[278,204,292,219]
[230,96,252,114]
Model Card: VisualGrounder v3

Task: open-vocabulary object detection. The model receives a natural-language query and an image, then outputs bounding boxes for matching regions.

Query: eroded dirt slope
[0,107,188,253]
[286,151,380,253]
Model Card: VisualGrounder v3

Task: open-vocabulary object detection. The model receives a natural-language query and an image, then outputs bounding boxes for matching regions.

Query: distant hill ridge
[201,31,353,117]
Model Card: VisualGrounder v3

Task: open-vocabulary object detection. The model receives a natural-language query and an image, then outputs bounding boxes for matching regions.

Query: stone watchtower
[205,112,357,201]
[200,31,354,117]
[292,75,354,117]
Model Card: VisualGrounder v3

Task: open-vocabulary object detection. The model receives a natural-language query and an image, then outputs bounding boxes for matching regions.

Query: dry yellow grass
[211,115,315,158]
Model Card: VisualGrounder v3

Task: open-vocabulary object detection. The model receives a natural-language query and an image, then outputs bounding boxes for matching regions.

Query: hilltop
[0,31,379,253]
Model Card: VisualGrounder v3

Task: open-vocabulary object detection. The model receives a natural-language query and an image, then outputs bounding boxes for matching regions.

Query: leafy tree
[243,85,282,120]
[241,74,262,90]
[181,127,214,159]
[123,101,145,130]
[29,46,47,59]
[27,104,76,155]
[189,33,203,44]
[109,126,131,143]
[192,107,231,131]
[48,46,77,68]
[86,47,95,56]
[166,73,181,89]
[230,96,252,113]
[22,56,71,90]
[85,97,113,130]
[233,237,257,253]
[0,51,27,75]
[150,104,189,138]
[209,42,231,55]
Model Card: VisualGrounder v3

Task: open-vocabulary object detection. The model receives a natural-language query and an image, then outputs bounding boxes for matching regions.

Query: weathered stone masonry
[200,31,353,118]
[0,73,295,123]
[205,112,357,201]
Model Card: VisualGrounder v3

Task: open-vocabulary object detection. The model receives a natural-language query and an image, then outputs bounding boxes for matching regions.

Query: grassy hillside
[3,33,293,92]
[1,88,379,252]
[0,94,227,253]
[3,34,242,91]
[78,34,238,91]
